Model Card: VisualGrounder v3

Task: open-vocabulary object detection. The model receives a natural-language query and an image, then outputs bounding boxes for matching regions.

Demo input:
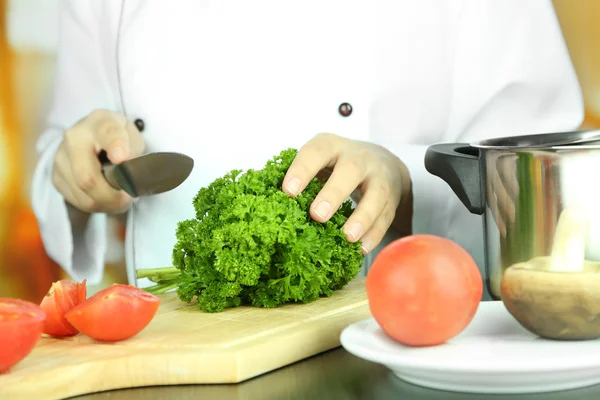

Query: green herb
[139,148,364,312]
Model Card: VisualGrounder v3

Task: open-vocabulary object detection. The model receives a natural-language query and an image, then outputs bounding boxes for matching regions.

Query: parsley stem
[147,271,180,283]
[136,267,179,279]
[143,279,179,295]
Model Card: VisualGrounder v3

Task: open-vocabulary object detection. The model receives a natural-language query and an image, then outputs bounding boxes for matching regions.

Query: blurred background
[0,0,598,302]
[0,0,128,300]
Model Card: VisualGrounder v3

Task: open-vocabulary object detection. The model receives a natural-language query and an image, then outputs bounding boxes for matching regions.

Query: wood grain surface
[0,278,371,400]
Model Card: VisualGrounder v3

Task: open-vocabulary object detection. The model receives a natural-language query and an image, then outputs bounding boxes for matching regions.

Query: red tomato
[40,279,87,337]
[366,234,483,347]
[0,298,46,373]
[65,284,160,342]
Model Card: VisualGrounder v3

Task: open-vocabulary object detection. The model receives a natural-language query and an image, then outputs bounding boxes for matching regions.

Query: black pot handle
[424,143,484,215]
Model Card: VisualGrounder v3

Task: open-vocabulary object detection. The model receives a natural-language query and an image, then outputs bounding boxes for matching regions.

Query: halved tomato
[40,279,87,337]
[0,298,46,373]
[65,284,160,342]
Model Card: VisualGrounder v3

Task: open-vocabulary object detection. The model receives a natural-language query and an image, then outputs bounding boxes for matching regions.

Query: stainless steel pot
[424,130,600,300]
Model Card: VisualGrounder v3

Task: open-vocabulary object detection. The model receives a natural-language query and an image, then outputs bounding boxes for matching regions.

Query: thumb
[96,128,132,165]
[88,111,132,165]
[125,120,146,158]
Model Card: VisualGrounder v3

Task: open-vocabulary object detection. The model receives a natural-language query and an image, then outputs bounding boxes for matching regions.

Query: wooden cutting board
[0,277,371,400]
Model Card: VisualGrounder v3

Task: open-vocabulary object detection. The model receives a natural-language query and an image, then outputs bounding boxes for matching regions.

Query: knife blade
[99,150,194,198]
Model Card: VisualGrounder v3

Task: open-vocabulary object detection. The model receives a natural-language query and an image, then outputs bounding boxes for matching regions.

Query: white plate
[340,301,600,394]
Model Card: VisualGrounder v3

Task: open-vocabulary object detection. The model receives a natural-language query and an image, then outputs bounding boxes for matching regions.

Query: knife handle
[98,150,121,190]
[98,150,110,165]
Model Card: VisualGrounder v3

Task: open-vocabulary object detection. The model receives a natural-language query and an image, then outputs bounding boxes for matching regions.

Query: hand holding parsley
[283,133,410,254]
[140,148,366,312]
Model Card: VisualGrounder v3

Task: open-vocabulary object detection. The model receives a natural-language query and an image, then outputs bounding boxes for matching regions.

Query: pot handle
[424,143,484,215]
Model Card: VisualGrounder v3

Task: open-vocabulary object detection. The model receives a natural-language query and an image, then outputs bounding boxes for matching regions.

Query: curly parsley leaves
[140,148,364,312]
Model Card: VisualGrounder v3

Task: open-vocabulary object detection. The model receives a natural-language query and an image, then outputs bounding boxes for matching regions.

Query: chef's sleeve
[31,1,112,284]
[368,0,584,274]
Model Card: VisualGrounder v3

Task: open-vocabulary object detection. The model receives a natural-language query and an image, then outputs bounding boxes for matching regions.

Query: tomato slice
[65,284,160,342]
[0,298,46,373]
[40,279,87,337]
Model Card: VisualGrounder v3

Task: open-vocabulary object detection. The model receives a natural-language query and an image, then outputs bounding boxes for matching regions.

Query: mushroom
[500,206,600,340]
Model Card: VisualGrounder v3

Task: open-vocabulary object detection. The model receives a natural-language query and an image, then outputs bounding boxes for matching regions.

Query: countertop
[71,347,600,400]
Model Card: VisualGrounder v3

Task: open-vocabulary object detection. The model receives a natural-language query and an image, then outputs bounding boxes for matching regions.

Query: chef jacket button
[134,118,145,132]
[338,103,352,117]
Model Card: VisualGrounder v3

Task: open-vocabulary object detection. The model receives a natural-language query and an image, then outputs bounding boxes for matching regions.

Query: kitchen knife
[99,150,194,198]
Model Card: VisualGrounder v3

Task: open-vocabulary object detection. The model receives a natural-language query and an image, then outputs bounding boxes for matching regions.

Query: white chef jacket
[31,0,583,297]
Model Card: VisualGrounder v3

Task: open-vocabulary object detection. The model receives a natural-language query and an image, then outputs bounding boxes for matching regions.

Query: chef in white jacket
[31,0,583,297]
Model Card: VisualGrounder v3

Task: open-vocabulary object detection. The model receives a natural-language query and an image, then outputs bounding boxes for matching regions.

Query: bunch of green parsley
[138,148,364,312]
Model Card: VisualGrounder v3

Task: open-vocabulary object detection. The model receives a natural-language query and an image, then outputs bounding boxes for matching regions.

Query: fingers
[52,163,86,208]
[309,154,368,222]
[53,151,96,212]
[53,147,132,214]
[52,109,141,215]
[284,133,403,252]
[282,133,343,196]
[357,202,397,254]
[341,175,393,243]
[64,125,121,208]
